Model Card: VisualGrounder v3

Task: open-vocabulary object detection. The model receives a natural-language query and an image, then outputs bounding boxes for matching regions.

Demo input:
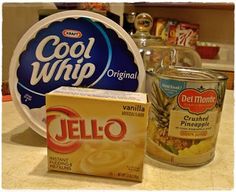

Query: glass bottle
[132,13,201,70]
[132,13,164,52]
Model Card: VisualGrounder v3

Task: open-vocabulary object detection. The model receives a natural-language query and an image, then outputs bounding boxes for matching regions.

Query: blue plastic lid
[9,10,145,137]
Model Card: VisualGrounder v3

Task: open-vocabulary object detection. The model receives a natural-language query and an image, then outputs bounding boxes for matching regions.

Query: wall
[125,5,234,44]
[2,3,57,81]
[2,3,234,82]
[109,3,124,26]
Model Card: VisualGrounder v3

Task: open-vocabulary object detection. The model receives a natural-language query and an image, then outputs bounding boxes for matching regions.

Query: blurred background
[2,2,234,96]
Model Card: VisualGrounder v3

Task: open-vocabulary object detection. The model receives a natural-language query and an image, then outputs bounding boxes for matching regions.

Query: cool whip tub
[9,10,145,137]
[46,87,149,181]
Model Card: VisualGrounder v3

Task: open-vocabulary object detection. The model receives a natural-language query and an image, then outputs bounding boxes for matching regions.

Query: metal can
[146,67,228,166]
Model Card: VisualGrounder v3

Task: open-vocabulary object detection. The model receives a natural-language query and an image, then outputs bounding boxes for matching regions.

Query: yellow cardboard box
[46,87,149,181]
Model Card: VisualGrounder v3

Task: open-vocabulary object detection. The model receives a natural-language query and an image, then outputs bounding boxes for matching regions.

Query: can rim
[146,66,228,82]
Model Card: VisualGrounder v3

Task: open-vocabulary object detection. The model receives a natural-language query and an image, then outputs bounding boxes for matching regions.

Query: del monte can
[9,10,145,137]
[146,66,227,166]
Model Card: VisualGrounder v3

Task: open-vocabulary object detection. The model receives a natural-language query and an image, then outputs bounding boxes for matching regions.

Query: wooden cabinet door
[221,71,234,90]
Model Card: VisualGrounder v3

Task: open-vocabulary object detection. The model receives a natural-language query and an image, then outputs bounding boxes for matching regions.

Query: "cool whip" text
[30,35,95,86]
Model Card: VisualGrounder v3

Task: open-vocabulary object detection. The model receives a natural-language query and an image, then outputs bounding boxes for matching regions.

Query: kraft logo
[16,17,139,110]
[47,106,127,154]
[62,29,82,38]
[178,89,217,114]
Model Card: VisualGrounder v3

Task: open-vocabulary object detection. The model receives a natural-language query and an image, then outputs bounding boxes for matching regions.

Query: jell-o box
[46,86,149,181]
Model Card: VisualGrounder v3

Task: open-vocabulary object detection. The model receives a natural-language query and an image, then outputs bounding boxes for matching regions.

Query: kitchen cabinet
[125,3,234,10]
[200,59,234,90]
[202,59,234,90]
[124,2,234,90]
[222,71,234,90]
[124,2,234,44]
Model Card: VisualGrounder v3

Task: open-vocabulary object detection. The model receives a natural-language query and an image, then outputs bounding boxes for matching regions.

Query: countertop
[2,90,234,190]
[202,59,234,72]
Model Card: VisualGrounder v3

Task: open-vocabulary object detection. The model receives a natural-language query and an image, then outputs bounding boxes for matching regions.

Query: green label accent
[160,79,186,98]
